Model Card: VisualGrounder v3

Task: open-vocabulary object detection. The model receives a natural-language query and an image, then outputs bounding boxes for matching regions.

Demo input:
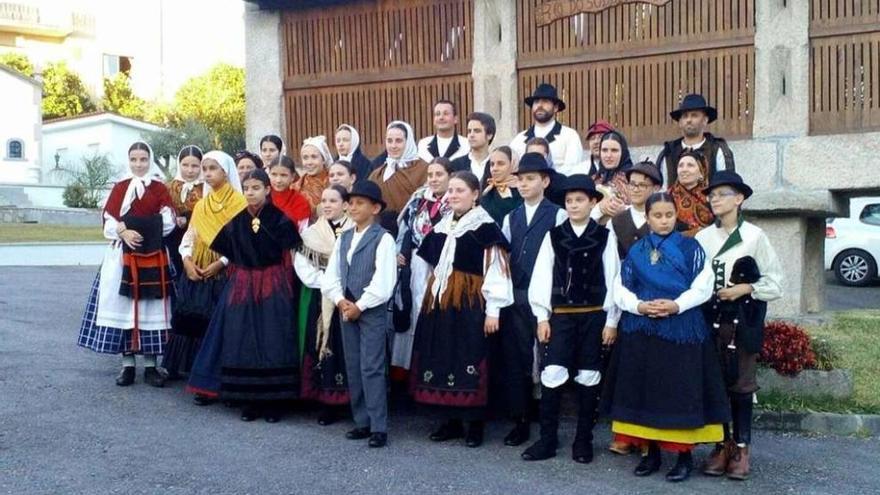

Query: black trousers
[496,302,536,419]
[542,311,605,375]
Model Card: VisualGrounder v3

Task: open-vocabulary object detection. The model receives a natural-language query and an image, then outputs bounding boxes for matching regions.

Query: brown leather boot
[702,441,733,476]
[726,445,750,480]
[608,440,633,455]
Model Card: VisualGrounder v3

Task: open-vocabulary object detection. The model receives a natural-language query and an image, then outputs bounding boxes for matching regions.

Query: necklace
[648,234,671,265]
[249,206,264,234]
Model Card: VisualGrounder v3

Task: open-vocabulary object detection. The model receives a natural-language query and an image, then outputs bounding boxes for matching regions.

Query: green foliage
[0,52,34,78]
[61,153,115,208]
[101,72,145,120]
[42,61,96,119]
[169,63,245,153]
[142,119,215,180]
[811,337,839,372]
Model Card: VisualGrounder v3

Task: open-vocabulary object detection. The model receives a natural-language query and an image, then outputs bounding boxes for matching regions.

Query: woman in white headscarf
[77,141,177,387]
[334,124,374,183]
[294,135,332,219]
[162,150,246,384]
[367,120,429,237]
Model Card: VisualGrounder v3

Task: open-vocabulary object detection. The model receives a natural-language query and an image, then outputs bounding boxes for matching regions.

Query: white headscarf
[383,120,419,181]
[301,135,333,171]
[335,124,361,162]
[120,141,156,216]
[173,145,204,203]
[429,205,496,304]
[202,150,242,195]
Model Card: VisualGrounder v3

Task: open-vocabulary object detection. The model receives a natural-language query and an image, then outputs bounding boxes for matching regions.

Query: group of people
[77,83,783,484]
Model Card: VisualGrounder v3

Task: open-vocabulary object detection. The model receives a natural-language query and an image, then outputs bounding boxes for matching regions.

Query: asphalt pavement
[1,266,878,495]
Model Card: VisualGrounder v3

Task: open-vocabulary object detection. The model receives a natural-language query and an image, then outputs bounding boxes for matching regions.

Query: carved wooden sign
[535,0,673,26]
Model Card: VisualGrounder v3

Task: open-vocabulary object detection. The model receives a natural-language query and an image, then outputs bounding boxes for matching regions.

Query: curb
[755,409,880,436]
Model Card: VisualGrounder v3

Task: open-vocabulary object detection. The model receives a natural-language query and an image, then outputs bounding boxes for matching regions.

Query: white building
[0,63,41,185]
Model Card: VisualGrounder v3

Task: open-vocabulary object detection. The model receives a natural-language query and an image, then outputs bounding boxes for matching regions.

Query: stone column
[244,4,285,151]
[471,0,519,145]
[753,0,810,138]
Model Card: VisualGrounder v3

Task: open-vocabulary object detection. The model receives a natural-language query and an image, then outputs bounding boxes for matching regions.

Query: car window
[859,204,880,226]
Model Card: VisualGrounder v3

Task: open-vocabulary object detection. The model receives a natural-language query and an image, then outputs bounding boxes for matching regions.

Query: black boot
[665,451,693,482]
[115,366,135,386]
[521,385,561,461]
[143,367,166,388]
[731,392,753,446]
[504,418,531,446]
[429,419,464,442]
[572,384,600,464]
[346,426,371,440]
[634,443,662,476]
[465,421,485,448]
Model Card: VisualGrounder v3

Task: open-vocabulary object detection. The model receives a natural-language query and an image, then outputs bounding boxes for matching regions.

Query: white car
[825,197,880,286]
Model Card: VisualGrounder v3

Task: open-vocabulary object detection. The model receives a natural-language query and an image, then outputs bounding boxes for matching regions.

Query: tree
[42,61,96,119]
[0,52,34,78]
[171,63,245,153]
[61,152,115,208]
[101,72,145,120]
[142,119,215,180]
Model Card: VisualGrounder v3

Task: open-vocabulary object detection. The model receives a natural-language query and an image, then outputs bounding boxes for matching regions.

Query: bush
[759,320,817,376]
[811,337,839,371]
[60,153,115,208]
[62,184,90,208]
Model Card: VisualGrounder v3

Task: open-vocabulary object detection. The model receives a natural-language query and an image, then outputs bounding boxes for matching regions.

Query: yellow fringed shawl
[190,182,247,267]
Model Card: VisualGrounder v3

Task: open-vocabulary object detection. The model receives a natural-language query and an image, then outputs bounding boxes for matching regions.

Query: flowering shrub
[759,321,817,376]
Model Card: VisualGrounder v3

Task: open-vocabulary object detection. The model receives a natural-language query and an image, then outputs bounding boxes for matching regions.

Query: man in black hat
[521,174,621,464]
[417,99,470,163]
[695,171,783,480]
[656,93,735,187]
[510,83,583,175]
[496,152,568,447]
[323,180,398,448]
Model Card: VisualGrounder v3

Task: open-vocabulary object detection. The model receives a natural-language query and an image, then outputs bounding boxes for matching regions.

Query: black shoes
[572,441,594,464]
[346,426,372,440]
[317,407,338,426]
[465,422,484,448]
[521,437,558,461]
[143,367,166,388]
[115,367,135,386]
[263,407,281,423]
[665,452,693,482]
[240,407,259,422]
[429,420,464,442]
[634,444,662,476]
[503,420,531,446]
[368,432,388,448]
[193,395,215,406]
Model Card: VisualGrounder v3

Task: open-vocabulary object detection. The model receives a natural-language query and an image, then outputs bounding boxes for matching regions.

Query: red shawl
[103,178,174,222]
[271,188,311,223]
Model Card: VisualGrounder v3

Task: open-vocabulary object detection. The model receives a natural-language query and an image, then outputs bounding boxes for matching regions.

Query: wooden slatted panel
[809,0,880,134]
[282,0,473,87]
[518,46,755,147]
[518,0,755,64]
[284,76,474,158]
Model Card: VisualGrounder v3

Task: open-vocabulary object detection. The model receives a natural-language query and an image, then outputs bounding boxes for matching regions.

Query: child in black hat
[695,171,783,480]
[323,180,398,448]
[494,152,568,447]
[521,174,621,464]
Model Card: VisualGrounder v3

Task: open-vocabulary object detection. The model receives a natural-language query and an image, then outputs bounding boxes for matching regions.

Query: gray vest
[337,223,385,300]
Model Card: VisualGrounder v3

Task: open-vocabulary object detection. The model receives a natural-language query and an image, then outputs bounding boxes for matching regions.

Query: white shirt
[321,227,398,312]
[695,221,784,302]
[467,151,491,180]
[510,120,583,175]
[481,246,515,318]
[528,222,622,328]
[613,250,715,316]
[659,137,728,188]
[417,134,469,163]
[501,200,568,241]
[178,224,230,266]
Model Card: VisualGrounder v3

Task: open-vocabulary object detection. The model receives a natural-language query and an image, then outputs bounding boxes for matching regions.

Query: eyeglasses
[628,181,653,191]
[707,191,739,201]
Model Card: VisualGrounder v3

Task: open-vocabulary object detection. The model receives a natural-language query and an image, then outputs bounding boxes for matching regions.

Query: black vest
[611,209,650,259]
[658,133,735,184]
[549,220,609,308]
[509,199,559,292]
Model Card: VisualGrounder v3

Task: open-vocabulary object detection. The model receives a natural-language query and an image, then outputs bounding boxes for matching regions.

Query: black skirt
[162,273,227,375]
[300,287,350,405]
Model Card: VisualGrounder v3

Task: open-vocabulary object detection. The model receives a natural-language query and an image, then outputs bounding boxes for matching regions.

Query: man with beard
[510,83,583,176]
[417,99,470,163]
[655,94,735,187]
[451,112,495,187]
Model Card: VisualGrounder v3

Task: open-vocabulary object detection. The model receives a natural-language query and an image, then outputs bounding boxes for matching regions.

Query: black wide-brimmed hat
[702,170,753,199]
[524,83,566,112]
[625,159,663,186]
[347,180,387,211]
[670,93,718,123]
[560,174,603,200]
[514,152,555,176]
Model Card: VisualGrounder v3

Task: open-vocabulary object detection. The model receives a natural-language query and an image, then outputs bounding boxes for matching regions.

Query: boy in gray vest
[323,181,397,448]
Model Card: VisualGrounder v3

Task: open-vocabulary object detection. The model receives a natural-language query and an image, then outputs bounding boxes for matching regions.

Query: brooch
[251,217,261,234]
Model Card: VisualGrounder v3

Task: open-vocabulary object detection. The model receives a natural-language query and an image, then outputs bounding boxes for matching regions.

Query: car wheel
[833,249,877,287]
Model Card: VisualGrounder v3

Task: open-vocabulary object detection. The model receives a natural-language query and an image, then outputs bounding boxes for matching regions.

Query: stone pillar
[753,0,810,138]
[244,4,285,151]
[471,0,519,145]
